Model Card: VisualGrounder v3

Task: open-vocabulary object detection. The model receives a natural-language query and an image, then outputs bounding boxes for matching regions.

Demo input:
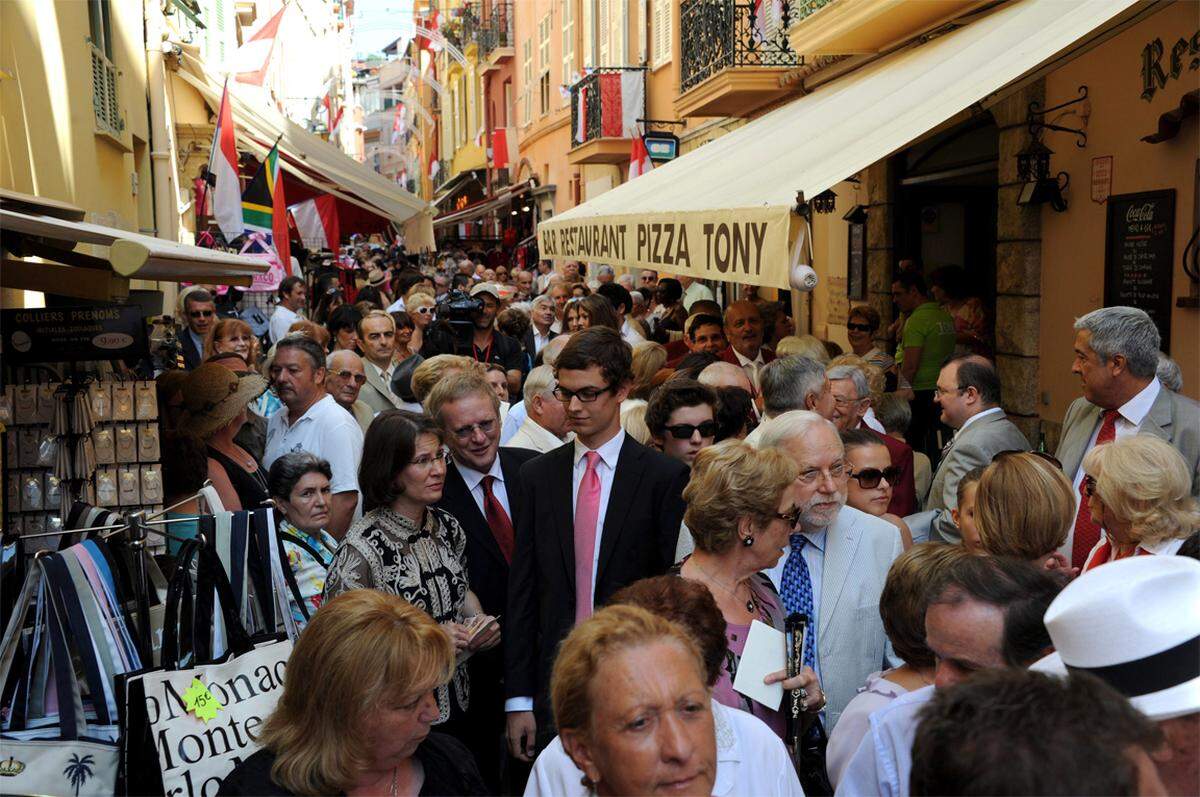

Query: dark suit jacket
[505,436,689,731]
[180,329,203,370]
[866,425,918,516]
[717,344,776,367]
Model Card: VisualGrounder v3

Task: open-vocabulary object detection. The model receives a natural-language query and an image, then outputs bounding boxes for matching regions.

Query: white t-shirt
[269,304,300,343]
[264,394,364,517]
[523,699,803,797]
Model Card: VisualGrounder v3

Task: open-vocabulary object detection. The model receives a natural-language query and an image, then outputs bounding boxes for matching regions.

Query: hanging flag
[289,196,340,250]
[231,4,288,85]
[322,93,344,138]
[391,102,406,144]
[417,10,443,53]
[207,80,244,242]
[628,134,652,180]
[240,141,291,274]
[596,71,645,139]
[575,84,587,143]
[492,127,517,170]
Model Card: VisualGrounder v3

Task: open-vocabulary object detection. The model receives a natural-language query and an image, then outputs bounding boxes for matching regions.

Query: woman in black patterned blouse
[324,410,500,729]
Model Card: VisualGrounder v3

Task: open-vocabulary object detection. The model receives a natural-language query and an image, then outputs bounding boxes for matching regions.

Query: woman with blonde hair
[552,604,718,797]
[774,334,830,364]
[204,317,259,366]
[405,292,436,357]
[217,590,487,796]
[974,451,1075,573]
[1079,435,1200,570]
[630,340,668,401]
[677,441,823,738]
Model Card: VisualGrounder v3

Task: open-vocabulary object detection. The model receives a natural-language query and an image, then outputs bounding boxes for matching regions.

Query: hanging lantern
[1016,136,1054,183]
[812,189,837,214]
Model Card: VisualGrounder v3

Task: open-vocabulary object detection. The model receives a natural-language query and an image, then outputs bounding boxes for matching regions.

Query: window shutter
[598,0,610,65]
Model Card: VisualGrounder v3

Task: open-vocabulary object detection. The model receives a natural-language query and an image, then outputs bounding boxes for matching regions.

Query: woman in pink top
[1079,435,1200,572]
[825,543,971,788]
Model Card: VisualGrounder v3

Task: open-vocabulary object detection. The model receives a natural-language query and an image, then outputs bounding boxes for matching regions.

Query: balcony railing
[569,67,646,147]
[479,2,514,58]
[679,0,801,94]
[793,0,835,21]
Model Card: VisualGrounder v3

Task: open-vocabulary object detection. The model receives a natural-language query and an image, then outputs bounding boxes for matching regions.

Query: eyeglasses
[775,506,802,526]
[846,322,873,332]
[410,447,451,468]
[450,418,497,440]
[991,449,1064,471]
[189,309,215,318]
[664,421,718,440]
[553,384,614,403]
[796,461,847,485]
[832,394,867,407]
[848,466,902,489]
[333,370,367,385]
[933,385,969,398]
[1082,474,1097,498]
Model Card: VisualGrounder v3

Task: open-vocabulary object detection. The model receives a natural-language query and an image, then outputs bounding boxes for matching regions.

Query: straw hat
[1031,556,1200,721]
[367,268,389,288]
[178,363,268,439]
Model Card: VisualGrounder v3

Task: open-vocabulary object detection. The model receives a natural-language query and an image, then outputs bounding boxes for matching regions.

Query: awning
[433,180,534,228]
[1,190,269,299]
[537,0,1135,289]
[174,52,436,250]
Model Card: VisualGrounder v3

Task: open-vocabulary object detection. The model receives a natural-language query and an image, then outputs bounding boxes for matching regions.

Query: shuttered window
[88,0,121,135]
[651,0,671,69]
[521,39,533,126]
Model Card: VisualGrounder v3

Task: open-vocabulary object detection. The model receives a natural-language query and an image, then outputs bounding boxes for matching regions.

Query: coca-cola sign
[1105,190,1176,352]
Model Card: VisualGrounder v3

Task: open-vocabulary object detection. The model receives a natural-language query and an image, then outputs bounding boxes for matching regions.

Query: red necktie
[1071,410,1120,568]
[574,452,602,623]
[481,475,514,564]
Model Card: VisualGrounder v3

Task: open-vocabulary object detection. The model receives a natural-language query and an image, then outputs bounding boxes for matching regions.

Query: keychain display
[118,465,141,505]
[112,383,135,421]
[115,425,137,464]
[93,427,115,464]
[138,423,160,462]
[90,382,112,422]
[95,467,118,507]
[140,465,163,504]
[21,471,44,512]
[135,381,158,420]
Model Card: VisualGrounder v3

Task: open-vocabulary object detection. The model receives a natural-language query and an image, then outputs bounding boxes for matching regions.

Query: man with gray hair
[1057,306,1200,568]
[596,264,616,285]
[617,272,635,291]
[506,365,569,454]
[501,335,572,444]
[755,410,903,731]
[744,356,835,447]
[1157,352,1183,392]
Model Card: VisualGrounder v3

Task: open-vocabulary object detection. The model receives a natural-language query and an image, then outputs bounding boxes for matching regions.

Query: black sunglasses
[189,309,215,318]
[664,421,718,440]
[848,466,902,489]
[846,322,873,332]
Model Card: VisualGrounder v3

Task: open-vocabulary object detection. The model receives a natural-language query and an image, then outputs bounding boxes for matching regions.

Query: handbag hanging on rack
[117,535,293,797]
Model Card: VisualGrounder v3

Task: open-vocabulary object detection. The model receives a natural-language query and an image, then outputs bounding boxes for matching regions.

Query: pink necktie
[574,451,602,623]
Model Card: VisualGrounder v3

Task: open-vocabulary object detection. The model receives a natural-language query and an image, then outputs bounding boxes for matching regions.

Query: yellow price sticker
[182,677,223,723]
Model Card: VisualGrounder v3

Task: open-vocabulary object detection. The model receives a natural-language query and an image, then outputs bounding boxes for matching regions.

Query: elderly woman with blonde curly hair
[217,590,488,796]
[1079,435,1200,571]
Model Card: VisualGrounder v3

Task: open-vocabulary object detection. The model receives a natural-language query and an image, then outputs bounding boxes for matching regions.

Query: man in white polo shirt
[269,275,307,344]
[265,335,364,538]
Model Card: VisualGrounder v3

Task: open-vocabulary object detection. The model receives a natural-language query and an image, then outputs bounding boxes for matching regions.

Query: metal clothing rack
[15,480,216,543]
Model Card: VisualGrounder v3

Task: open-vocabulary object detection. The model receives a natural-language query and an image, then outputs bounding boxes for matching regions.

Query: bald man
[718,301,775,387]
[326,349,376,432]
[699,360,762,422]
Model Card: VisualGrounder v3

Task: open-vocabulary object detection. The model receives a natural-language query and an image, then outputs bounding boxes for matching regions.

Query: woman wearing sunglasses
[404,291,436,357]
[841,429,913,549]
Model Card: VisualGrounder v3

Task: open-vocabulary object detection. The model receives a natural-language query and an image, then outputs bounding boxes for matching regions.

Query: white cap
[1031,556,1200,720]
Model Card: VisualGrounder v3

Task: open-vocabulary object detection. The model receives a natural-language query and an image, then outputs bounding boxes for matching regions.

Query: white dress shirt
[524,700,804,797]
[621,317,646,345]
[507,416,564,454]
[532,327,554,354]
[454,454,512,520]
[862,407,886,434]
[732,347,767,387]
[1059,378,1161,559]
[571,429,626,616]
[269,304,300,343]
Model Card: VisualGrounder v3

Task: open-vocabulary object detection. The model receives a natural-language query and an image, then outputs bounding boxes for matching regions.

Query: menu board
[1104,190,1176,351]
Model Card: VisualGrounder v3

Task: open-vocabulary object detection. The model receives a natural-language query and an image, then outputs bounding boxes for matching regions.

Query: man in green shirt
[893,271,957,464]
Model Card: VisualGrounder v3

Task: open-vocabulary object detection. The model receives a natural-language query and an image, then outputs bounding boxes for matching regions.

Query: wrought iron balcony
[479,2,514,59]
[679,0,801,95]
[793,0,835,21]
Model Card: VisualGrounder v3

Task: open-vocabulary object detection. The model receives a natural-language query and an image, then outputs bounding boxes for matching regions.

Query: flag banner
[289,196,339,250]
[575,85,587,143]
[629,134,652,180]
[492,127,517,170]
[209,81,244,242]
[241,143,291,273]
[231,4,287,85]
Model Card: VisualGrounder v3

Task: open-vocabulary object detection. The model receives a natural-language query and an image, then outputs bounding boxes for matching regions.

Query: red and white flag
[322,93,344,138]
[491,127,517,170]
[231,4,287,85]
[575,85,587,143]
[289,196,339,250]
[629,134,652,179]
[208,80,244,241]
[597,70,644,138]
[391,103,406,144]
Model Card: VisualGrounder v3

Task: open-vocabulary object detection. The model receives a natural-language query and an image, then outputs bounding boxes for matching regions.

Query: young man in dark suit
[505,327,690,759]
[426,371,538,793]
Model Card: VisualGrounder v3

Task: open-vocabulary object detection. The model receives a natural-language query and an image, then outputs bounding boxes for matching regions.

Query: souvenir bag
[0,563,119,797]
[118,536,292,796]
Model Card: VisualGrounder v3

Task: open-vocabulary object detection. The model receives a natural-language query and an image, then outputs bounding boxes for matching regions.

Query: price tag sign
[182,677,223,723]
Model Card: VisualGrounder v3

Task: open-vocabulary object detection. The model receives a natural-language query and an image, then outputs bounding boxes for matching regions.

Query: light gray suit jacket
[928,411,1030,543]
[358,356,404,415]
[767,505,904,732]
[1056,386,1200,494]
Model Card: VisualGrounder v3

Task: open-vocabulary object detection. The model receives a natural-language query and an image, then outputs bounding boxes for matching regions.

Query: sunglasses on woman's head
[848,466,902,489]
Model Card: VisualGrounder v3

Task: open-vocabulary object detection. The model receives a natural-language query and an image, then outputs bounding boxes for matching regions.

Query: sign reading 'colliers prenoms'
[538,207,794,289]
[1,305,148,364]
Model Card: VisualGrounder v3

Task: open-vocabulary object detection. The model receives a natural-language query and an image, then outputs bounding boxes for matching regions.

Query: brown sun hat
[178,363,268,439]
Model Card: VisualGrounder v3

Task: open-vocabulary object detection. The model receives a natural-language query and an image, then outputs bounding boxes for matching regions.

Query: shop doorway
[893,115,999,345]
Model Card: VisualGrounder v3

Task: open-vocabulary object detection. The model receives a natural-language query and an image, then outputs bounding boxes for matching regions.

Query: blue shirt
[834,685,934,797]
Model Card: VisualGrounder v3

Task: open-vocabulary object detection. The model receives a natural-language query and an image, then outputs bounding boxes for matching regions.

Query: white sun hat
[1031,555,1200,721]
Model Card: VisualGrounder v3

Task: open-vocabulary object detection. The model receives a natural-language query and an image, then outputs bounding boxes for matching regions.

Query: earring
[742,534,755,547]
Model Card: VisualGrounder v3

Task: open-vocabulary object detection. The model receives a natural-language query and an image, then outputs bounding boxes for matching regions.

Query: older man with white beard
[755,411,904,732]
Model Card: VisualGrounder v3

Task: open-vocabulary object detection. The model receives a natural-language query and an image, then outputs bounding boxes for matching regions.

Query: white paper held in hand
[731,619,786,711]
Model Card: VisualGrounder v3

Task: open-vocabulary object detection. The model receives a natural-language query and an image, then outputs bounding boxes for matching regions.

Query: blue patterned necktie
[780,533,817,671]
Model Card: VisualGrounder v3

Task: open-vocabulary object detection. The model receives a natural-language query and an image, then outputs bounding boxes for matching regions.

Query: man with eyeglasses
[928,355,1029,544]
[828,363,917,516]
[325,350,375,432]
[426,371,538,793]
[180,288,217,370]
[755,410,904,732]
[505,327,690,761]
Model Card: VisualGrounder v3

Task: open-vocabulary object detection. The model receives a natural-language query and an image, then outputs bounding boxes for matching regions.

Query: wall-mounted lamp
[812,189,838,214]
[1015,136,1069,212]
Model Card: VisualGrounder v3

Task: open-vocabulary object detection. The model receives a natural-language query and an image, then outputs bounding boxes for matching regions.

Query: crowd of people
[160,245,1199,797]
